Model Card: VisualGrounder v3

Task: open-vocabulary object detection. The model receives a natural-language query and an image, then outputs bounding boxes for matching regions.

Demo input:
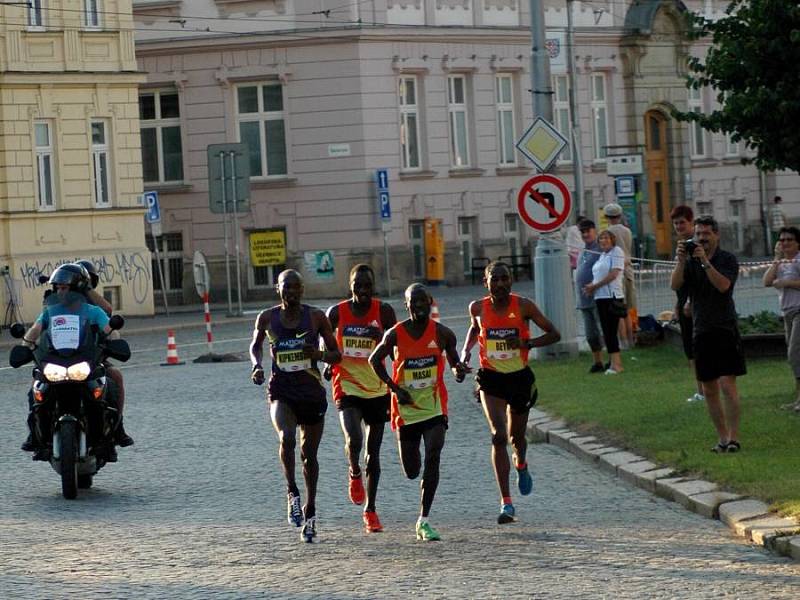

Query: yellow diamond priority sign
[515,117,568,172]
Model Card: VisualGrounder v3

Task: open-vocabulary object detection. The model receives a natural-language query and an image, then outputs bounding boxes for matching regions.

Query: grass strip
[534,343,800,519]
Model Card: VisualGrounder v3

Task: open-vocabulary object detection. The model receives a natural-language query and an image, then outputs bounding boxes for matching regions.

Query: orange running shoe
[349,472,365,505]
[363,510,383,533]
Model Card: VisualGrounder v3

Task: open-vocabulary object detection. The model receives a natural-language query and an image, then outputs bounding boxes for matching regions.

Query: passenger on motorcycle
[19,264,126,459]
[75,259,133,447]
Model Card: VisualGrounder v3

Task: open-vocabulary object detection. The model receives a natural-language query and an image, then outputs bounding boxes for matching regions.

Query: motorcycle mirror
[109,315,125,331]
[9,345,34,368]
[105,339,131,362]
[37,274,49,284]
[9,323,26,339]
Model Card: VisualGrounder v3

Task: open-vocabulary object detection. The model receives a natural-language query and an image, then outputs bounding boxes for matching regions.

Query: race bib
[486,327,520,361]
[50,314,81,350]
[275,338,311,372]
[403,356,437,390]
[341,325,376,358]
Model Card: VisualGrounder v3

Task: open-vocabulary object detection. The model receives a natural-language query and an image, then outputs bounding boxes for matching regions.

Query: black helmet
[48,263,90,293]
[76,259,99,289]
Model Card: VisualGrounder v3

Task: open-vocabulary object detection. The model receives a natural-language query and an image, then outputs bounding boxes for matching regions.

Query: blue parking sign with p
[144,191,161,223]
[379,191,391,220]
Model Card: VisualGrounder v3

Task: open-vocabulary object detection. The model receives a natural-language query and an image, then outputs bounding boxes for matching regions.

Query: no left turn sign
[517,174,572,232]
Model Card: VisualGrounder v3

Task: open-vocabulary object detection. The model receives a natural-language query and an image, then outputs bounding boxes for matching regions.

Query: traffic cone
[431,299,440,322]
[161,330,185,366]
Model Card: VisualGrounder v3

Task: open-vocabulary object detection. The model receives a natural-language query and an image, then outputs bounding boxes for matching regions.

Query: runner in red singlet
[461,261,560,524]
[369,283,469,541]
[325,264,397,533]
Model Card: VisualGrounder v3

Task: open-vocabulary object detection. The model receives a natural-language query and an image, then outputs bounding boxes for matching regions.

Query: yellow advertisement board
[249,229,286,267]
[424,218,444,282]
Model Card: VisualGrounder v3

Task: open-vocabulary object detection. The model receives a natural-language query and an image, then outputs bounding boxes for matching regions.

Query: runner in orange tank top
[369,283,470,541]
[325,264,397,533]
[461,261,560,525]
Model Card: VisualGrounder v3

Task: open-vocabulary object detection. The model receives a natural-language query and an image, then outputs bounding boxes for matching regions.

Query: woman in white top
[582,229,625,374]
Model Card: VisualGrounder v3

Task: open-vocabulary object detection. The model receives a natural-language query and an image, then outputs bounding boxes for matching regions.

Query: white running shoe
[687,393,705,403]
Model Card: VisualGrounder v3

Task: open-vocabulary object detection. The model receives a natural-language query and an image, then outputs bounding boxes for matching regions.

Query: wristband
[252,364,263,372]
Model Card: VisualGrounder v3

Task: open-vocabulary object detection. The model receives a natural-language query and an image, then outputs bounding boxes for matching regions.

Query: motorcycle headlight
[43,363,68,382]
[67,361,92,381]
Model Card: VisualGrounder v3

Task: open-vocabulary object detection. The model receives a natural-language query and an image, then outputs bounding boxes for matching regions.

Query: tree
[675,0,800,173]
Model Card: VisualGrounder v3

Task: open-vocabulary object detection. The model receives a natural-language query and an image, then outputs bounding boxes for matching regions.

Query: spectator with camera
[670,215,746,453]
[763,226,800,412]
[670,205,705,404]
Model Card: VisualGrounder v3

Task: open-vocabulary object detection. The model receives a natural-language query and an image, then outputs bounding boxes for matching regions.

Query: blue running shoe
[497,503,515,524]
[301,516,317,543]
[517,466,533,496]
[287,493,303,527]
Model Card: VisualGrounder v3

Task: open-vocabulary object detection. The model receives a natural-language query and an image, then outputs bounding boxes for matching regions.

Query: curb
[526,408,800,563]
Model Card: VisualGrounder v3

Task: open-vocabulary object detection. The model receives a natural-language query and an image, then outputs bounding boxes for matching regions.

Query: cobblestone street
[1,303,799,598]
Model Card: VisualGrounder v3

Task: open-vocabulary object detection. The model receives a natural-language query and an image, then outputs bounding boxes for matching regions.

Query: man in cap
[603,203,636,348]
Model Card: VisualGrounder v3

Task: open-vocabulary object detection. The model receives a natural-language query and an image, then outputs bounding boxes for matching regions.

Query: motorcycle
[9,291,131,499]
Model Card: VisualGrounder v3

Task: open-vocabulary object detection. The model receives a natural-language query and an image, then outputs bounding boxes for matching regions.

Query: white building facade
[132,0,800,301]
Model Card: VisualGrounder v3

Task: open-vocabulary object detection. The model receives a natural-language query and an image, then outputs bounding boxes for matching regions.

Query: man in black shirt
[670,215,746,453]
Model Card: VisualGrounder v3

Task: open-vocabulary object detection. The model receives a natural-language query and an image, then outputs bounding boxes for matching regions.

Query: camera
[683,238,697,255]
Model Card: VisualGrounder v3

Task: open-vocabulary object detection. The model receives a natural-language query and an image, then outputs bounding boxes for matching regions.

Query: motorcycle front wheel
[59,421,79,499]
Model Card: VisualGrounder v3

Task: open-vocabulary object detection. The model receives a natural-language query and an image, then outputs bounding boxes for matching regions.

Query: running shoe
[287,493,303,527]
[349,471,365,505]
[517,465,533,496]
[363,510,383,533]
[301,516,317,543]
[497,503,516,524]
[415,521,441,541]
[687,393,705,403]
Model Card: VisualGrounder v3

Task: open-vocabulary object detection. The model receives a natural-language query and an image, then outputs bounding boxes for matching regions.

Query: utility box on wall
[424,218,444,284]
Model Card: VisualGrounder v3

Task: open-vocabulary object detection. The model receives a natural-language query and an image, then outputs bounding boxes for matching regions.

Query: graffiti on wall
[19,252,152,304]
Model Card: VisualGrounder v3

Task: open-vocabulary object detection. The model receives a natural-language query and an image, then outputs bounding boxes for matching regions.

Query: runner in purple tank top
[250,269,341,543]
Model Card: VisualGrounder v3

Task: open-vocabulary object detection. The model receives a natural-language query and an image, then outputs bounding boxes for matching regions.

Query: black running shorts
[476,366,538,414]
[337,394,391,425]
[398,414,448,443]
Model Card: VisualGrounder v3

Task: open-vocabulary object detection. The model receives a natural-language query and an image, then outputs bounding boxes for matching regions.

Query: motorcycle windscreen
[41,292,97,356]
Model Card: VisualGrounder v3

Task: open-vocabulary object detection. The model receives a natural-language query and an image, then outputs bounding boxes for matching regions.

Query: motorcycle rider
[19,264,120,460]
[75,259,133,448]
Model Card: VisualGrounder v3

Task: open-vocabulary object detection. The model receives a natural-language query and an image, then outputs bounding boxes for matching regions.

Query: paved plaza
[1,289,798,598]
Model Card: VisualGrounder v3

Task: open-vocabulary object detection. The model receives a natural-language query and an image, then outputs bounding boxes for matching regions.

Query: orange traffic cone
[431,299,440,322]
[160,329,185,366]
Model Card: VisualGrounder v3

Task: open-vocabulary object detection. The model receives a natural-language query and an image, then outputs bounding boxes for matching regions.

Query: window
[34,121,55,210]
[458,217,477,275]
[725,135,739,156]
[28,0,44,28]
[591,74,608,160]
[91,120,111,207]
[410,221,425,279]
[504,214,522,256]
[84,0,100,28]
[139,90,184,184]
[496,75,516,166]
[553,75,572,162]
[252,265,283,288]
[688,87,705,158]
[399,76,421,170]
[236,83,287,178]
[146,233,184,292]
[447,75,470,167]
